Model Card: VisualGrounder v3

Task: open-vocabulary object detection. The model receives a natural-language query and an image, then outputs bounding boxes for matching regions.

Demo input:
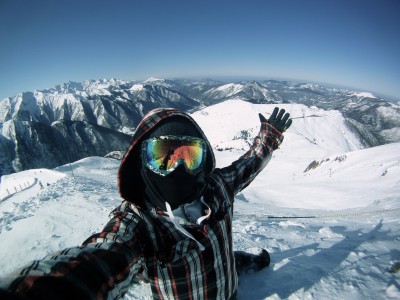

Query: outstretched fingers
[276,109,285,122]
[284,118,293,131]
[281,111,290,124]
[269,107,279,122]
[258,113,268,123]
[260,107,293,132]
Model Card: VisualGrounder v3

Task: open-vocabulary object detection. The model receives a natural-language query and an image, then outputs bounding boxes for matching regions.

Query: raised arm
[217,107,292,198]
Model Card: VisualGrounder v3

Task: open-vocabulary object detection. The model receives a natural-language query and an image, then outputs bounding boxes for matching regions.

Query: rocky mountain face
[0,119,131,176]
[1,78,399,176]
[0,79,201,176]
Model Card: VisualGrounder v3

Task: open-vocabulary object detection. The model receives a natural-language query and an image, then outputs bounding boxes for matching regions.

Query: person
[0,106,292,300]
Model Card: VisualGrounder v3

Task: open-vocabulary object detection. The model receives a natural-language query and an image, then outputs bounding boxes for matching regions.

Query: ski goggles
[142,135,207,176]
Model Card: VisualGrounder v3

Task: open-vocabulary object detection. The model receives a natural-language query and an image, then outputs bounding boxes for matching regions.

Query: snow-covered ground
[0,100,399,299]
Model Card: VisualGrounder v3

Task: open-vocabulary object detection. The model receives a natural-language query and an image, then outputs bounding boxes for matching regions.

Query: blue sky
[0,0,399,100]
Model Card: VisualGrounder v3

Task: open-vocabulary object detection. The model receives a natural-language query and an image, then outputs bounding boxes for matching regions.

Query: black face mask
[142,163,207,211]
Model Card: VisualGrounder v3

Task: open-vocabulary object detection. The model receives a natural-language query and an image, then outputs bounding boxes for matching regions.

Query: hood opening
[118,108,215,210]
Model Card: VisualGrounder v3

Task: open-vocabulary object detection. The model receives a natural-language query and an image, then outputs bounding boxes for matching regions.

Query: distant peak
[144,77,164,83]
[348,92,376,99]
[245,80,263,87]
[130,83,144,92]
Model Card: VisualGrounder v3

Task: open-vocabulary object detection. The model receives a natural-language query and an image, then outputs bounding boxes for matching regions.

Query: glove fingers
[269,107,279,122]
[262,107,292,132]
[284,118,293,131]
[280,112,290,124]
[276,109,285,122]
[259,113,268,123]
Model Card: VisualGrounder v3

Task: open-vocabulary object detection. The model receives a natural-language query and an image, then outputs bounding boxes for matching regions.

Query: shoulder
[205,171,234,213]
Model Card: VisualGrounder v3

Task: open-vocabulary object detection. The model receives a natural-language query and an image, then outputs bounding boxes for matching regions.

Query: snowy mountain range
[1,100,399,299]
[1,78,399,176]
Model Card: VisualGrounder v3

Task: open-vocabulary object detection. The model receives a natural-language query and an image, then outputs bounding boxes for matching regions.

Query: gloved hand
[259,107,292,133]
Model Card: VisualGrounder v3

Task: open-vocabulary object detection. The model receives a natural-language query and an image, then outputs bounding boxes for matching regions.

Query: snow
[144,77,164,83]
[130,84,145,92]
[86,87,112,96]
[0,120,16,139]
[192,100,363,156]
[349,92,377,99]
[0,168,66,213]
[298,83,322,90]
[1,100,399,299]
[212,83,244,97]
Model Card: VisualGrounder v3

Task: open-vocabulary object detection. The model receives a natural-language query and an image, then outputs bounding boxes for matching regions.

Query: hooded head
[118,108,215,211]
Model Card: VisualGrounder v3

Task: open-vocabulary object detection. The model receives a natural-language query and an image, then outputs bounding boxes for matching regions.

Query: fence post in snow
[6,189,10,195]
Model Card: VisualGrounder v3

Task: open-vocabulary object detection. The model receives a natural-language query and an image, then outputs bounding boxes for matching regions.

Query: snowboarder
[0,107,291,299]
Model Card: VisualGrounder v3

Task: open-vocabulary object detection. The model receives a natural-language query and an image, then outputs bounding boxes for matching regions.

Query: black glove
[259,107,292,132]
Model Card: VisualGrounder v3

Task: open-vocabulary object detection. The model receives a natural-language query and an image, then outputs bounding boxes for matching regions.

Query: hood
[118,108,215,209]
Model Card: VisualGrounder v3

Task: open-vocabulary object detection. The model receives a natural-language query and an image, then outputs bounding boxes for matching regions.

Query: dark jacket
[0,108,284,299]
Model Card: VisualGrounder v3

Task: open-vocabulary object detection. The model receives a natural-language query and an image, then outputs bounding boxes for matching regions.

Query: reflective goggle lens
[143,136,206,175]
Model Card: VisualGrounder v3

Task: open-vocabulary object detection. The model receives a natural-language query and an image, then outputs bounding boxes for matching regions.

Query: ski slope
[0,100,399,299]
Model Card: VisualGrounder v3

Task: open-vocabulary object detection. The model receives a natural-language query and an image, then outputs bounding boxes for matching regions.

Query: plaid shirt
[0,109,283,300]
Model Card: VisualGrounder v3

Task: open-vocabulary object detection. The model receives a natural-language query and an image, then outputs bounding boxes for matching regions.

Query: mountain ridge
[1,78,399,176]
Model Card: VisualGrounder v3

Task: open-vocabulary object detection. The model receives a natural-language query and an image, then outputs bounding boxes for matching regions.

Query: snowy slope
[203,81,283,103]
[191,100,397,209]
[0,101,399,299]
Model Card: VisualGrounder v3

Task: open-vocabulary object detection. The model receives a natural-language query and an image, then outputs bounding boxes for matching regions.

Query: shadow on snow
[237,220,395,299]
